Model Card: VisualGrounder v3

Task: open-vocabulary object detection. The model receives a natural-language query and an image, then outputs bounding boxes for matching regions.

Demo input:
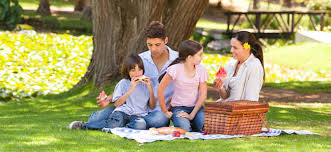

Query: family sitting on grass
[69,21,265,133]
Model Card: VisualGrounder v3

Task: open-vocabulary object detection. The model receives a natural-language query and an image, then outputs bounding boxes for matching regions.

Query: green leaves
[0,0,23,30]
[0,32,92,100]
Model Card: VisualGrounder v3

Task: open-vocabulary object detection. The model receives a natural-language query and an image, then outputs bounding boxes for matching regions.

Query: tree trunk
[253,0,260,10]
[74,0,88,12]
[81,0,92,21]
[283,0,292,8]
[77,0,209,87]
[37,0,51,15]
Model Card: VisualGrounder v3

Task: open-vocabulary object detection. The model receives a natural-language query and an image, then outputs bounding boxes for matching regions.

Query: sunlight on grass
[196,19,228,30]
[23,136,59,145]
[264,42,331,73]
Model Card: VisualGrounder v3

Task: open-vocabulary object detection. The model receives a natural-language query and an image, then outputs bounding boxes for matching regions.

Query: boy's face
[129,64,143,79]
[146,37,168,58]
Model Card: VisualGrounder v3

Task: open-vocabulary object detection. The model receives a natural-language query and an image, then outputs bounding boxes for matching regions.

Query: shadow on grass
[264,81,331,93]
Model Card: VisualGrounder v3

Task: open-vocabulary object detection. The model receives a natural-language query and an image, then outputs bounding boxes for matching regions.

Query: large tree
[77,0,208,87]
[37,0,51,15]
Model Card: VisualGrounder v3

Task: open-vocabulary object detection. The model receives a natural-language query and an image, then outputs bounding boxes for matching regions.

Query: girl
[157,40,209,132]
[214,31,264,101]
[100,54,156,129]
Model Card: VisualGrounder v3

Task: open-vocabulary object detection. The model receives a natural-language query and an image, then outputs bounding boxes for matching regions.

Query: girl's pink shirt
[166,63,209,107]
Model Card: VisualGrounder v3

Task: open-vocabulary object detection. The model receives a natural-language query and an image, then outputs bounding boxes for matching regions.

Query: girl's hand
[177,111,194,120]
[164,111,173,119]
[213,78,224,90]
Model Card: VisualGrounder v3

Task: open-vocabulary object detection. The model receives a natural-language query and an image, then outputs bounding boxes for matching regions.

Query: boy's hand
[142,77,153,91]
[96,94,112,108]
[129,77,141,91]
[164,111,173,119]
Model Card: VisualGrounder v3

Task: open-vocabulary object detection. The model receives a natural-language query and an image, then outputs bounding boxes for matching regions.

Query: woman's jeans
[86,105,169,129]
[171,106,204,132]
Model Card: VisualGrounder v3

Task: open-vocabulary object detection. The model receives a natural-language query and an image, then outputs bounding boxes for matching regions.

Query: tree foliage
[0,0,23,30]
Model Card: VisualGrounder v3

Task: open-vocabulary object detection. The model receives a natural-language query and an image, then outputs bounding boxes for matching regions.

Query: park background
[0,0,330,151]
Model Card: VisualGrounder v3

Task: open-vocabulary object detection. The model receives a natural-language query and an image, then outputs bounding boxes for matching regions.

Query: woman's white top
[219,54,264,102]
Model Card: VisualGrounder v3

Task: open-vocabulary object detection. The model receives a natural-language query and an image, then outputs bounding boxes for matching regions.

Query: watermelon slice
[98,91,108,100]
[216,67,227,80]
[135,75,146,81]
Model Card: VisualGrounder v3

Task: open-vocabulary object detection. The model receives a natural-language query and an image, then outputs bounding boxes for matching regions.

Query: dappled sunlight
[23,136,59,146]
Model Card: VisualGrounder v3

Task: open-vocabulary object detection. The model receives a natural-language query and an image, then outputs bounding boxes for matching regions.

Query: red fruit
[98,91,107,99]
[216,67,227,79]
[172,131,181,137]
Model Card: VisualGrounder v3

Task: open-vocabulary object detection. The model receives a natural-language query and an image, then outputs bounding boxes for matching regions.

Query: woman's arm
[157,73,173,118]
[243,64,264,101]
[177,82,207,120]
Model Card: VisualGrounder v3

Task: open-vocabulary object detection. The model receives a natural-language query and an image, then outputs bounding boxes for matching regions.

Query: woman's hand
[177,111,194,120]
[213,78,224,90]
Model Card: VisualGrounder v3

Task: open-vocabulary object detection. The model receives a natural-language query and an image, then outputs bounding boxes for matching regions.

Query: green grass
[196,19,228,30]
[264,42,331,73]
[21,10,92,35]
[264,81,331,93]
[0,82,330,152]
[19,0,74,8]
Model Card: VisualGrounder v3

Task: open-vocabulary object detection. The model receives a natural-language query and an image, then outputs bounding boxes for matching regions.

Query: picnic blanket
[102,127,318,143]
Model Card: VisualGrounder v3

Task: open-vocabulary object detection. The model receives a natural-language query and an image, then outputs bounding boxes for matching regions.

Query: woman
[214,31,265,101]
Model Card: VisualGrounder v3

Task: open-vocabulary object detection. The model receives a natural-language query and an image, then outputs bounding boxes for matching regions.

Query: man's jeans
[86,106,169,129]
[171,106,204,132]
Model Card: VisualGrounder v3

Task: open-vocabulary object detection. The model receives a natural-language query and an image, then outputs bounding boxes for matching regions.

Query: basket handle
[258,113,270,133]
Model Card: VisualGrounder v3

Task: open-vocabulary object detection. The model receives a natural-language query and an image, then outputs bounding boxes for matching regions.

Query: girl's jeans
[171,106,204,132]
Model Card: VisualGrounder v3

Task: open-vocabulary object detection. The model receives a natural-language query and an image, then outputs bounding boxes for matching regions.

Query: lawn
[264,42,331,73]
[0,83,330,152]
[19,0,74,8]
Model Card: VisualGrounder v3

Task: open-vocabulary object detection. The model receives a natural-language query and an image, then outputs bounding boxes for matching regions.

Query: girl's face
[230,38,250,62]
[188,49,203,65]
[129,64,143,79]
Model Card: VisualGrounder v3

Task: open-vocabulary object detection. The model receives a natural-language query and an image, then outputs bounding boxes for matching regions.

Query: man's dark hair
[145,21,166,39]
[121,54,145,80]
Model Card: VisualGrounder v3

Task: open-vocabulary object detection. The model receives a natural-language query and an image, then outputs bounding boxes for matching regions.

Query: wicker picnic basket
[204,100,270,135]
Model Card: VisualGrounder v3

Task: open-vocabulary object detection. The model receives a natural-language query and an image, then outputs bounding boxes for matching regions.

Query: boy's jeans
[86,106,169,129]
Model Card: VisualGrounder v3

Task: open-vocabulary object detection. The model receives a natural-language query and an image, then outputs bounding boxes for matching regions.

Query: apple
[172,131,181,137]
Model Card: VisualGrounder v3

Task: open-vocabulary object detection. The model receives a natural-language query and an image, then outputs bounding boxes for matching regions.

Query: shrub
[0,0,23,30]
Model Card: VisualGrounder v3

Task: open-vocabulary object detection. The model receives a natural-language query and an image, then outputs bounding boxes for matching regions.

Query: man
[69,21,178,130]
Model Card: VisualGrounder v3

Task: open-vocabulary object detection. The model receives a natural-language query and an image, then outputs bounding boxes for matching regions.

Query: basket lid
[205,100,269,113]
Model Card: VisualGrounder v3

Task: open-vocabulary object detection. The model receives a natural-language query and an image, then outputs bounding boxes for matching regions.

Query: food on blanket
[149,127,193,136]
[216,66,227,80]
[172,131,181,137]
[135,75,146,81]
[98,91,108,100]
